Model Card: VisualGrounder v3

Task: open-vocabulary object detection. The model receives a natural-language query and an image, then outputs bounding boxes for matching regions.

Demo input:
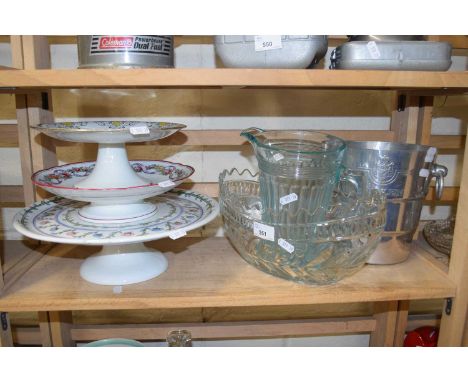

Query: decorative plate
[34,121,186,144]
[84,338,145,347]
[13,190,219,245]
[32,160,194,203]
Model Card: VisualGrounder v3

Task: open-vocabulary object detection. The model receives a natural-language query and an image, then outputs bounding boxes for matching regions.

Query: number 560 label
[254,35,283,52]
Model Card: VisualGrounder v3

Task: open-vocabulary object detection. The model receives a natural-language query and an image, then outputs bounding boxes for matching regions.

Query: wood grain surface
[0,237,456,312]
[0,69,467,91]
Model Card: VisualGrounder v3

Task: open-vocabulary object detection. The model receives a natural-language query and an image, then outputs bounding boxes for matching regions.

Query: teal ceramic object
[84,338,144,347]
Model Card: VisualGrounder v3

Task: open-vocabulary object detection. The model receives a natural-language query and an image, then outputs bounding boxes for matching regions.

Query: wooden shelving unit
[0,238,456,346]
[0,68,467,91]
[0,238,456,312]
[1,35,468,347]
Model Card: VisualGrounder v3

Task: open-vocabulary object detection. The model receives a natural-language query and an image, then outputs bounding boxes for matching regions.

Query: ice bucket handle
[329,49,337,69]
[431,164,448,200]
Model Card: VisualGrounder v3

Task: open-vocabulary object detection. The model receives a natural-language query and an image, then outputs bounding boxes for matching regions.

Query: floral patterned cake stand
[32,160,194,223]
[33,121,187,223]
[13,190,219,285]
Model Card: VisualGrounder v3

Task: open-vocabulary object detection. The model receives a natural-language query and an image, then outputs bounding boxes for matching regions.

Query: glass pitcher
[241,128,347,224]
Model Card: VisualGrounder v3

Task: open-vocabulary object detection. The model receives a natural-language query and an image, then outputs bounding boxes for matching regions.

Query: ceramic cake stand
[33,121,189,223]
[14,190,219,285]
[32,159,194,222]
[14,121,219,285]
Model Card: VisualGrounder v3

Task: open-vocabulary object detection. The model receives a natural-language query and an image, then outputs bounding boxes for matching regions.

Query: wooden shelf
[2,124,466,151]
[0,69,467,91]
[1,240,41,274]
[0,237,456,312]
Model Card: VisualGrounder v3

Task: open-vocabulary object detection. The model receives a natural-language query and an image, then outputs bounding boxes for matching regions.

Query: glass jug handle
[339,174,360,198]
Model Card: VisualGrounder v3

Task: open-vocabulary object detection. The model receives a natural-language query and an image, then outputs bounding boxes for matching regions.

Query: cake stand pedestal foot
[80,243,168,286]
[78,202,157,223]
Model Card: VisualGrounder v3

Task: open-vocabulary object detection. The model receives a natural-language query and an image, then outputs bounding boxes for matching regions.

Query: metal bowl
[347,35,426,42]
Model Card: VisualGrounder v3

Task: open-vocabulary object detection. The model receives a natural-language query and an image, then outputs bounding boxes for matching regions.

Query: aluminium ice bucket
[343,141,447,264]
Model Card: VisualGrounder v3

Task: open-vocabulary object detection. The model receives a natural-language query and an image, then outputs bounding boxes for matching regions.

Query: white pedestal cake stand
[33,121,189,223]
[14,191,219,285]
[81,244,169,286]
[32,158,195,222]
[14,121,219,285]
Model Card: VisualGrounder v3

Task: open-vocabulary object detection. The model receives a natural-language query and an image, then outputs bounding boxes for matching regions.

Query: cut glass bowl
[219,168,386,285]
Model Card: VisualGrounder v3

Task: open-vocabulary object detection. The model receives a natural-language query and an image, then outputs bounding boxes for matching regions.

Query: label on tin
[89,35,172,56]
[159,180,176,188]
[169,229,187,240]
[366,41,381,59]
[424,147,437,163]
[273,153,284,161]
[254,35,283,51]
[113,286,123,294]
[278,238,294,254]
[419,168,430,178]
[279,193,298,205]
[129,125,150,135]
[253,222,275,241]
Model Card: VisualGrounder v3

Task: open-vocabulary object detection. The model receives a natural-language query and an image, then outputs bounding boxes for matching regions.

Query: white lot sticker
[419,168,430,177]
[159,180,176,188]
[278,238,295,254]
[169,230,187,240]
[129,125,150,135]
[254,35,283,52]
[366,41,381,59]
[273,153,284,161]
[424,147,437,162]
[279,193,298,205]
[113,285,123,294]
[253,221,275,241]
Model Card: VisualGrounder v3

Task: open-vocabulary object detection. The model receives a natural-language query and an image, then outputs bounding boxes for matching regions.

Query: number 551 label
[253,222,275,242]
[254,35,283,52]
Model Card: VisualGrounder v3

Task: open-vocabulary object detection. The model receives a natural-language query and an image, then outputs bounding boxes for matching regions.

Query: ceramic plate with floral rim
[34,121,186,143]
[32,160,194,204]
[13,189,219,245]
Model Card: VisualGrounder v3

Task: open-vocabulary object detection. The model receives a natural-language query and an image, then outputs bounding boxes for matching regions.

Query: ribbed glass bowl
[219,168,386,285]
[423,218,455,255]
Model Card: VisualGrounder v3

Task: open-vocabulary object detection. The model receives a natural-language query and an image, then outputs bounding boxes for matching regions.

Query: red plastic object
[404,326,439,347]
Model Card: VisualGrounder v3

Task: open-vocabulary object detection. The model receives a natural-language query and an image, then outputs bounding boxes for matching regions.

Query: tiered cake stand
[13,122,219,285]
